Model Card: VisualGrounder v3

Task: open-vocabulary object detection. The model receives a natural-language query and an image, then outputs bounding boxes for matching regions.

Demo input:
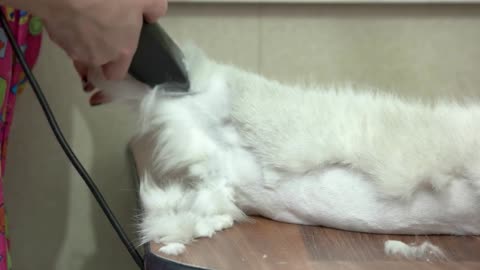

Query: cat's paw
[140,183,244,255]
[194,215,234,238]
[159,243,186,255]
[153,215,235,256]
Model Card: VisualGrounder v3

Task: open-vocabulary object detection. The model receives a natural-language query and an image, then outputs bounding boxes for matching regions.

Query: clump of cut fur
[384,240,446,260]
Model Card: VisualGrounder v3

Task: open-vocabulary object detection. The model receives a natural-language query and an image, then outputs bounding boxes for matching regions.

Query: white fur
[92,44,480,255]
[159,243,186,256]
[384,240,446,260]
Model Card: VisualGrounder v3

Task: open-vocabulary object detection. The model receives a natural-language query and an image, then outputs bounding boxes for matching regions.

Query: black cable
[0,12,143,269]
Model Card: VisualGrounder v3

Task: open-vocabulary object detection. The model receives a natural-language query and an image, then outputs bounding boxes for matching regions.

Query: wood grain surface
[149,217,480,270]
[129,141,480,270]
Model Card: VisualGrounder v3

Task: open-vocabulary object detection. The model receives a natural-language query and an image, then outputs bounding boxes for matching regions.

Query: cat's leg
[138,179,198,254]
[139,110,246,255]
[140,181,245,255]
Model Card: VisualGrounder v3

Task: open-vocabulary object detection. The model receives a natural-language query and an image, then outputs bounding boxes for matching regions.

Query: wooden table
[129,142,480,270]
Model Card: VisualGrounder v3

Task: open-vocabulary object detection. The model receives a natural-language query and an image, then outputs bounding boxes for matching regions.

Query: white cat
[90,44,480,256]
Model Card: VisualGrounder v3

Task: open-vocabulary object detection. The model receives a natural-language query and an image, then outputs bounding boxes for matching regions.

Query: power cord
[0,11,144,269]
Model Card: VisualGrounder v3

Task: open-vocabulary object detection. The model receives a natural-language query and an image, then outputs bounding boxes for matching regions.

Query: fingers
[89,90,111,106]
[72,61,95,93]
[66,0,168,82]
[144,0,168,23]
[72,61,105,105]
[101,49,134,80]
[73,61,88,77]
[73,60,88,81]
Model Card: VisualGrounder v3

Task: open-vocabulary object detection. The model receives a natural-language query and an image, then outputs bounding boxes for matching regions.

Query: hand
[79,66,110,106]
[39,0,168,80]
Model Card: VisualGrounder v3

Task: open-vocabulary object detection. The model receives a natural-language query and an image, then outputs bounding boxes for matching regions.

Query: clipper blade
[128,22,190,91]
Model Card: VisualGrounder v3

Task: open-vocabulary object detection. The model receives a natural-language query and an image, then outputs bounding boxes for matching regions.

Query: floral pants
[0,6,43,270]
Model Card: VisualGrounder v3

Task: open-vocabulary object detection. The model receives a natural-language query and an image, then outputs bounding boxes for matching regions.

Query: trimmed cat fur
[90,44,480,255]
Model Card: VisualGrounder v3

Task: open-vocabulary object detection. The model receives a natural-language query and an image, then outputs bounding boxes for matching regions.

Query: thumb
[143,0,168,23]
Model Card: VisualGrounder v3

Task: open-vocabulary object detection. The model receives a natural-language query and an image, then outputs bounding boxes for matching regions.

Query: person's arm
[1,0,168,80]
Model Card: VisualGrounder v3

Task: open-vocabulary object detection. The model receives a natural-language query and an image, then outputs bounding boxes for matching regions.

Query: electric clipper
[128,22,190,91]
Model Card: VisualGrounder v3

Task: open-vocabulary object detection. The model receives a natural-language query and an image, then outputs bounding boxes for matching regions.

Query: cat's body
[92,44,480,255]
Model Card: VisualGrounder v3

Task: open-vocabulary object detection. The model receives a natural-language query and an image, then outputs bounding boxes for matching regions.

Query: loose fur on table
[90,44,480,256]
[384,240,446,260]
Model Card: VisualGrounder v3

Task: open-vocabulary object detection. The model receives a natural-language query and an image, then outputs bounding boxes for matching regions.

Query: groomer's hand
[37,0,168,80]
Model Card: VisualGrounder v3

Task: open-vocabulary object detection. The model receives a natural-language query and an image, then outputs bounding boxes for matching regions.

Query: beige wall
[4,3,480,270]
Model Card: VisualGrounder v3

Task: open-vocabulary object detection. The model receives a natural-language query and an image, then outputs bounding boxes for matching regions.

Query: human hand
[39,0,168,80]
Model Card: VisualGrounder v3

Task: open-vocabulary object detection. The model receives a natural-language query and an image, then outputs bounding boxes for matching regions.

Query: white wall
[4,3,480,270]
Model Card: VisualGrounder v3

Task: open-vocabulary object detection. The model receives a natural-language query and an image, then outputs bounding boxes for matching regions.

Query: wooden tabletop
[129,141,480,270]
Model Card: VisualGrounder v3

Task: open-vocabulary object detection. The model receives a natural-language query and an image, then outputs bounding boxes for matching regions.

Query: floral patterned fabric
[0,6,43,270]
